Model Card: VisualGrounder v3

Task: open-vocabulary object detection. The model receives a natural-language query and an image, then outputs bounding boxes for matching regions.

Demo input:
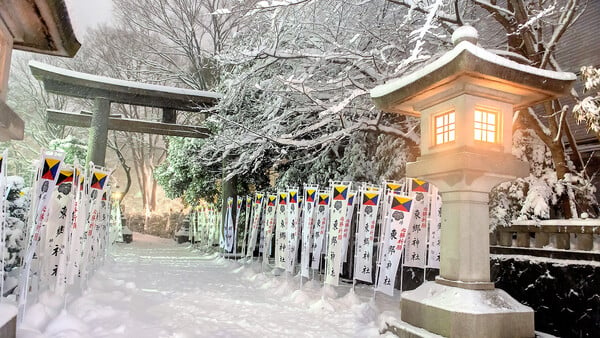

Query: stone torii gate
[29,60,222,166]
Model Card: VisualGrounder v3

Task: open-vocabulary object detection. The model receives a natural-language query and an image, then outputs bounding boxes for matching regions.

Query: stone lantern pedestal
[400,150,533,337]
[370,26,576,337]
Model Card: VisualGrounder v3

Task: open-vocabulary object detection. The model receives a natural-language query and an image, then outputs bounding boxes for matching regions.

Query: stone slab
[401,282,534,338]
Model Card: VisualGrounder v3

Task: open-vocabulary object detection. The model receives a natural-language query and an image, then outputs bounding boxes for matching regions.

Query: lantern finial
[452,25,478,46]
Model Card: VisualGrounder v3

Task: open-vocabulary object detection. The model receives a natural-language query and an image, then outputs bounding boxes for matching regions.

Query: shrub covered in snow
[3,176,30,272]
[490,129,597,230]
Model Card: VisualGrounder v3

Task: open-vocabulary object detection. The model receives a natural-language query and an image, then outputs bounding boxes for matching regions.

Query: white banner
[246,193,264,257]
[275,192,288,269]
[235,196,242,254]
[324,183,350,286]
[43,166,75,293]
[300,186,318,278]
[242,196,252,256]
[80,165,111,285]
[341,191,356,264]
[258,202,266,253]
[311,191,329,271]
[427,185,442,268]
[353,188,381,283]
[224,197,234,252]
[285,189,300,273]
[403,179,430,268]
[18,150,65,320]
[376,193,413,296]
[262,195,277,265]
[0,150,8,297]
[66,164,88,286]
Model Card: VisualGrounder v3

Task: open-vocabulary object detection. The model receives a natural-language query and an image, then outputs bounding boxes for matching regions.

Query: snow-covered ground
[16,232,412,337]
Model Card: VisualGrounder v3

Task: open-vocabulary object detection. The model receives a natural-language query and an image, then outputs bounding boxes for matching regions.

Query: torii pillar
[371,26,575,337]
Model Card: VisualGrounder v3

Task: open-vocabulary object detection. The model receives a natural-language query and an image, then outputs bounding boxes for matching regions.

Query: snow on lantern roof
[370,26,576,116]
[29,61,222,111]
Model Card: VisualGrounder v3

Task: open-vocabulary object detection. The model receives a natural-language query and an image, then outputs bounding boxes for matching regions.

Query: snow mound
[320,284,338,299]
[288,289,311,305]
[339,289,362,307]
[44,309,90,336]
[309,298,336,313]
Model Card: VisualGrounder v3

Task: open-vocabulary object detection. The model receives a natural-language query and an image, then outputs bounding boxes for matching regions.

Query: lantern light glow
[434,111,455,145]
[474,109,497,143]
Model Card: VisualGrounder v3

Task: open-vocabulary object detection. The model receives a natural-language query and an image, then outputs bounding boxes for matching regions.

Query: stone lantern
[370,26,575,337]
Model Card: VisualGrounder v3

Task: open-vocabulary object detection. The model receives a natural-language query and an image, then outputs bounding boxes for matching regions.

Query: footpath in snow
[17,232,414,337]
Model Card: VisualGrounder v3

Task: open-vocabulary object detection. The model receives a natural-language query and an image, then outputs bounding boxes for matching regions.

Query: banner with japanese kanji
[353,188,381,283]
[235,196,243,253]
[324,183,349,286]
[241,196,252,256]
[340,191,356,266]
[42,165,75,293]
[376,193,413,296]
[80,165,111,284]
[300,186,318,278]
[427,185,442,268]
[311,191,329,271]
[285,189,300,273]
[403,178,430,268]
[262,194,277,265]
[246,193,264,257]
[274,192,288,269]
[18,150,65,318]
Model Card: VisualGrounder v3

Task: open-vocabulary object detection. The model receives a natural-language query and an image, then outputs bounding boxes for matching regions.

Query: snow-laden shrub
[490,129,597,230]
[3,176,30,271]
[48,136,87,164]
[574,66,600,133]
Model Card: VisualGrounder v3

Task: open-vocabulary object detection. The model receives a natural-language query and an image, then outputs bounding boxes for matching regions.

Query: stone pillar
[535,232,550,248]
[86,97,110,166]
[576,233,593,251]
[439,190,492,284]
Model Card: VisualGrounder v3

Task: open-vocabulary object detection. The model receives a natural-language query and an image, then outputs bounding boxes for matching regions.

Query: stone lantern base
[398,282,534,338]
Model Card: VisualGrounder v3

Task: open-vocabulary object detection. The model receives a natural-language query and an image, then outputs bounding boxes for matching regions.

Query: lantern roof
[370,26,576,116]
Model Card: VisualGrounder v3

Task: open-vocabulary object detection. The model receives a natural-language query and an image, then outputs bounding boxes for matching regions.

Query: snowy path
[19,233,404,337]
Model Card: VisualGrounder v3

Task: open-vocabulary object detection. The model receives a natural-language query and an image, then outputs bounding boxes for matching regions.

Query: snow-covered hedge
[3,176,29,273]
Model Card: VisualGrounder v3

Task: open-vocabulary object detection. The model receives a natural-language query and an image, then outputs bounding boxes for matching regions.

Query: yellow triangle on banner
[364,192,379,199]
[387,182,401,190]
[413,178,427,186]
[46,158,61,168]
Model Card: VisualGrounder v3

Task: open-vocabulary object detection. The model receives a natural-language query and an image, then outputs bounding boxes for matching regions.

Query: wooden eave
[0,0,80,57]
[29,61,221,111]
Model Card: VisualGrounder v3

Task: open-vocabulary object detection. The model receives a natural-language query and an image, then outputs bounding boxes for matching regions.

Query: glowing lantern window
[434,111,455,145]
[474,109,497,143]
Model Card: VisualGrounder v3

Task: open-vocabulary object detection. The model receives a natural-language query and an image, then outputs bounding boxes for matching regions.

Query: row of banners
[0,150,114,321]
[189,178,442,296]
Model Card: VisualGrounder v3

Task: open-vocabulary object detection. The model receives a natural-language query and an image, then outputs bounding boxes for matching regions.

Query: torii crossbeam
[29,60,222,165]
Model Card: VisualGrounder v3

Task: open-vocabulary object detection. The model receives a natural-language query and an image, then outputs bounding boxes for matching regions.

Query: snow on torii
[28,60,223,166]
